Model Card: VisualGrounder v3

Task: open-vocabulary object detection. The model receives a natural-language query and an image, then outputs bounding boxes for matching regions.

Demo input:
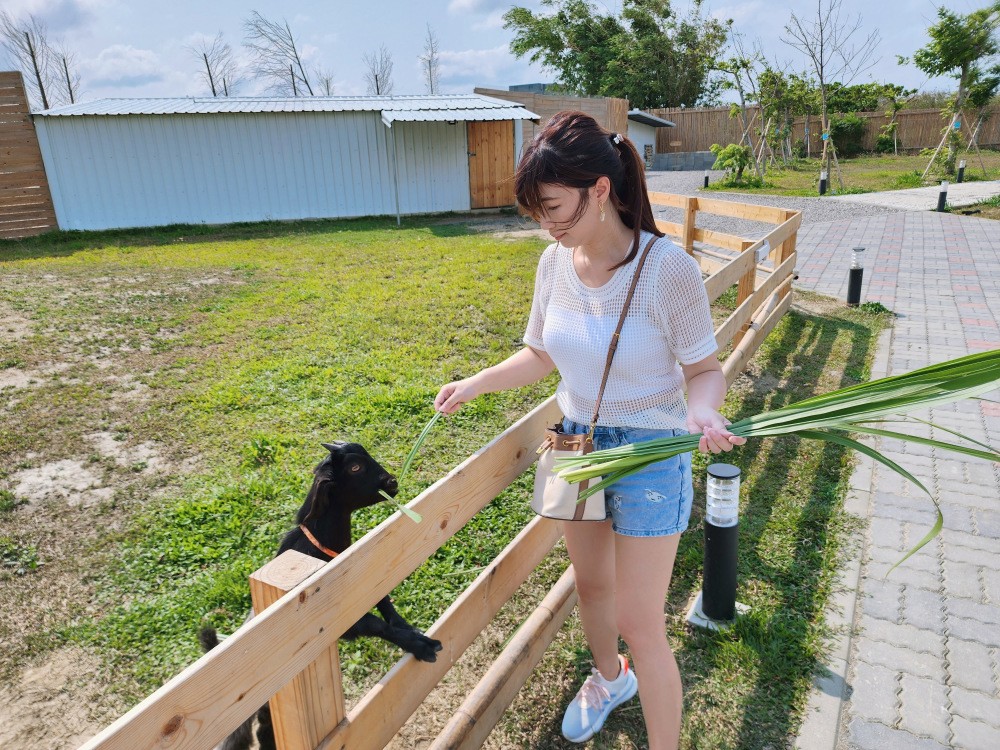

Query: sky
[0,0,985,106]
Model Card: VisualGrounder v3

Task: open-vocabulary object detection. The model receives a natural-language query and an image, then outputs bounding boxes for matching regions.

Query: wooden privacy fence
[77,195,800,750]
[474,87,629,154]
[651,104,1000,155]
[0,71,57,238]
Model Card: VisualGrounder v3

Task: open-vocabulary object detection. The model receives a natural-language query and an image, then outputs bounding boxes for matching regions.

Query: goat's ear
[302,475,329,523]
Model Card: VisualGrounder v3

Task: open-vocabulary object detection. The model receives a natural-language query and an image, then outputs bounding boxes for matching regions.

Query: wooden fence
[76,195,800,750]
[475,87,629,153]
[0,71,57,238]
[651,104,1000,155]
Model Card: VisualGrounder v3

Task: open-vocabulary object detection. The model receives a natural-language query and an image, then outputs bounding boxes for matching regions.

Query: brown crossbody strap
[586,234,659,441]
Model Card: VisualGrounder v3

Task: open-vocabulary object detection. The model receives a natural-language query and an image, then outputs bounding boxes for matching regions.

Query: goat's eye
[348,463,363,473]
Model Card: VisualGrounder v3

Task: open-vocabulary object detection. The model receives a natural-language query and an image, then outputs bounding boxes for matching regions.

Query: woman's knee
[574,574,615,605]
[616,609,668,649]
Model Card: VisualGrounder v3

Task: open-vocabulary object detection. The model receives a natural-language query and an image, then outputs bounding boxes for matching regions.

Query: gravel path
[645,171,906,241]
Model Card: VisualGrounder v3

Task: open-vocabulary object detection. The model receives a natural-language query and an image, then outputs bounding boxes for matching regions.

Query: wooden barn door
[467,120,514,209]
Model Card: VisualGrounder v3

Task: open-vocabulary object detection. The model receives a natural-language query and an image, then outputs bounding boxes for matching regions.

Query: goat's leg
[374,595,416,629]
[344,612,442,662]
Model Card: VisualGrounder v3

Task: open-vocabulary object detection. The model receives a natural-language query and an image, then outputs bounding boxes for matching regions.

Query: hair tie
[611,133,624,145]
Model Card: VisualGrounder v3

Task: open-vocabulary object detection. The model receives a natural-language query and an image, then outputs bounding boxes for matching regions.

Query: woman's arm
[681,355,747,454]
[434,346,556,414]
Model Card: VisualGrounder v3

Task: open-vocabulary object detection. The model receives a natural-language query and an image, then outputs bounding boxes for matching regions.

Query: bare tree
[51,43,80,104]
[420,24,441,94]
[314,65,335,95]
[363,45,394,96]
[243,10,313,96]
[0,11,55,109]
[189,32,241,97]
[782,0,880,188]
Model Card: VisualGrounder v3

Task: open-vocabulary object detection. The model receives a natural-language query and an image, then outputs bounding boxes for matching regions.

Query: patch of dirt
[0,300,33,340]
[0,362,73,391]
[9,460,112,508]
[0,648,118,750]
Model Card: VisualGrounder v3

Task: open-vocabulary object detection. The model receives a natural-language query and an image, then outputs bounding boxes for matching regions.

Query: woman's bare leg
[561,518,621,681]
[615,532,682,750]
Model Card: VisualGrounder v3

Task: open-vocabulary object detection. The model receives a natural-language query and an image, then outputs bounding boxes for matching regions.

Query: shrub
[830,113,866,157]
[710,143,752,181]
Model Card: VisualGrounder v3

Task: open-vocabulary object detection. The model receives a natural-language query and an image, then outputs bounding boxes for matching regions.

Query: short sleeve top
[523,230,717,429]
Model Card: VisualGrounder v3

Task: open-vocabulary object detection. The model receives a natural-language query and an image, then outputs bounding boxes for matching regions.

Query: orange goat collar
[299,524,340,559]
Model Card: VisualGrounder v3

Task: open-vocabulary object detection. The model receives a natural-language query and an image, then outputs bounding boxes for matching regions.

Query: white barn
[626,109,675,168]
[33,95,538,231]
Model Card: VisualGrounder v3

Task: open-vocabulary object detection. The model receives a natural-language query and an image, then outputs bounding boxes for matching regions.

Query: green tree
[909,2,1000,175]
[504,0,731,108]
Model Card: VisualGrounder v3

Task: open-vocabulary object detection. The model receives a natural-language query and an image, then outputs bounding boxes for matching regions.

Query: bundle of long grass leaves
[555,349,1000,565]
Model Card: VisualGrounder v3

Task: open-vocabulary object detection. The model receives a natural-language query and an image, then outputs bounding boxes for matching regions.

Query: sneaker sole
[561,677,639,743]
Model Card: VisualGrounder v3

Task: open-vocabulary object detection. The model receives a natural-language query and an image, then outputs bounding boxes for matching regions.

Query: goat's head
[298,441,398,523]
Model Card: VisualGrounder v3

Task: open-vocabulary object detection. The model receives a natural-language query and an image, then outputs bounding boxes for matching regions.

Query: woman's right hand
[434,377,481,415]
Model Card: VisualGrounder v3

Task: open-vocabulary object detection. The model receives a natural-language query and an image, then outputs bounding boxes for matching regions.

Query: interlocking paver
[942,559,986,601]
[855,640,945,681]
[850,661,899,725]
[845,717,949,750]
[949,685,1000,727]
[951,716,1000,750]
[898,674,950,745]
[858,615,944,656]
[900,588,947,635]
[947,637,998,694]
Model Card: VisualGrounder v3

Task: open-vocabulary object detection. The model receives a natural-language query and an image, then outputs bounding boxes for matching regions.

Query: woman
[434,111,744,749]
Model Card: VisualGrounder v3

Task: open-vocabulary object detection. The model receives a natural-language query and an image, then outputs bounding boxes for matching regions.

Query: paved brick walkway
[791,210,1000,749]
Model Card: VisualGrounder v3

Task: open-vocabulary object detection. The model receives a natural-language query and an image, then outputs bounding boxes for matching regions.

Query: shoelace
[577,670,612,710]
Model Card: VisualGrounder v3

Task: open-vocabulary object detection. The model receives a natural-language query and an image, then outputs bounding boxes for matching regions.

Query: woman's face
[533,183,597,248]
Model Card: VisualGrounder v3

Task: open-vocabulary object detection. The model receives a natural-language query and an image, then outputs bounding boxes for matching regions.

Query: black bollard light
[847,246,864,307]
[704,169,710,188]
[957,160,966,184]
[701,463,741,621]
[819,169,828,196]
[937,180,949,212]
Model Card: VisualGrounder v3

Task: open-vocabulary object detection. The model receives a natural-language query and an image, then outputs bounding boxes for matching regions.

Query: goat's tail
[198,626,224,652]
[197,626,257,750]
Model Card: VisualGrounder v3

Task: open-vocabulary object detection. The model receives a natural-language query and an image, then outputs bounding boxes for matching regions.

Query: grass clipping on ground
[2,219,891,749]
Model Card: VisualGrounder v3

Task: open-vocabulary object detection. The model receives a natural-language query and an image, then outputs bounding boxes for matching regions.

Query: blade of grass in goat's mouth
[380,489,422,523]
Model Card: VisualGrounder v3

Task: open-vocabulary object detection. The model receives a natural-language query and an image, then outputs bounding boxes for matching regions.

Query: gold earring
[599,201,606,222]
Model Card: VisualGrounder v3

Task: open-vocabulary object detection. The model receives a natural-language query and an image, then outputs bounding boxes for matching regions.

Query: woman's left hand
[686,405,747,454]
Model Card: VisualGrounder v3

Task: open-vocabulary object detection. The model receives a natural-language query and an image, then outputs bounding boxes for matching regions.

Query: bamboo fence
[651,104,1000,155]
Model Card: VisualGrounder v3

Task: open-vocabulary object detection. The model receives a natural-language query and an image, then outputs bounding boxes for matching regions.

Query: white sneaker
[561,655,638,743]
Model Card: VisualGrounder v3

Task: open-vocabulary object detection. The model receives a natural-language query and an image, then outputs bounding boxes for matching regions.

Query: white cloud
[438,44,522,87]
[447,0,512,13]
[85,44,164,87]
[1,0,101,32]
[472,10,508,31]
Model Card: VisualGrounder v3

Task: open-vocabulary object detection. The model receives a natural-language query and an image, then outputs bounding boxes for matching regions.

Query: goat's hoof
[412,636,443,662]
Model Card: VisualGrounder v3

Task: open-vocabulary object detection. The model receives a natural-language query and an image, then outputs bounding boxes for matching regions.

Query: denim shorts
[562,418,694,538]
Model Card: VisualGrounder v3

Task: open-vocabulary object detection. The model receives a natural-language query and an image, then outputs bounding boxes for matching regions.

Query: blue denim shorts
[562,418,694,538]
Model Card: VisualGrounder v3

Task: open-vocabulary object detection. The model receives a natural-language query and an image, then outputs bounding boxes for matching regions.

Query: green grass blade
[846,424,1000,463]
[898,416,1000,455]
[399,410,442,484]
[379,489,423,523]
[796,429,942,573]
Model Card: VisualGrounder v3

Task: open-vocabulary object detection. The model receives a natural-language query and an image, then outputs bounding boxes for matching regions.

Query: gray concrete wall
[651,151,716,171]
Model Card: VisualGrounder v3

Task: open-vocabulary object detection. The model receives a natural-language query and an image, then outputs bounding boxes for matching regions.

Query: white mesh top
[524,230,718,429]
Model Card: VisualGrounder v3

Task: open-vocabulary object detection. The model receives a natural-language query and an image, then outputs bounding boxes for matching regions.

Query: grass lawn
[954,194,1000,221]
[0,218,890,749]
[704,150,1000,197]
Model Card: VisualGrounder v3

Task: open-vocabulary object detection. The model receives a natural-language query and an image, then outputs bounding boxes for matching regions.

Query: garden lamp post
[819,169,828,196]
[937,181,949,212]
[957,160,966,184]
[704,169,710,189]
[847,246,865,307]
[687,463,747,629]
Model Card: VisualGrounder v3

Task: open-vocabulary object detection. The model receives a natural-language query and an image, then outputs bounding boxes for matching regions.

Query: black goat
[200,440,442,750]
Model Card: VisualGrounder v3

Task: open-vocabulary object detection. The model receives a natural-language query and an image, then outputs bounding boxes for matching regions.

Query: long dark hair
[514,111,663,269]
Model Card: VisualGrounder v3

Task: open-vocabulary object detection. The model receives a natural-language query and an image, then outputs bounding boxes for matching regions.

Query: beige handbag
[530,236,657,521]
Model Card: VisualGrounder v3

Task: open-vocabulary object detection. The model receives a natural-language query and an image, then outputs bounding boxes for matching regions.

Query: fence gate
[0,71,57,239]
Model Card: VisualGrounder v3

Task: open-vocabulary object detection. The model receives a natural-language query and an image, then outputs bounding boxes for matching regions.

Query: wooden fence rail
[0,70,58,238]
[77,194,800,750]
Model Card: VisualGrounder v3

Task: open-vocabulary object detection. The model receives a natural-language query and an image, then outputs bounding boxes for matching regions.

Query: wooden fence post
[682,196,697,255]
[250,551,346,750]
[777,210,797,300]
[733,240,757,346]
